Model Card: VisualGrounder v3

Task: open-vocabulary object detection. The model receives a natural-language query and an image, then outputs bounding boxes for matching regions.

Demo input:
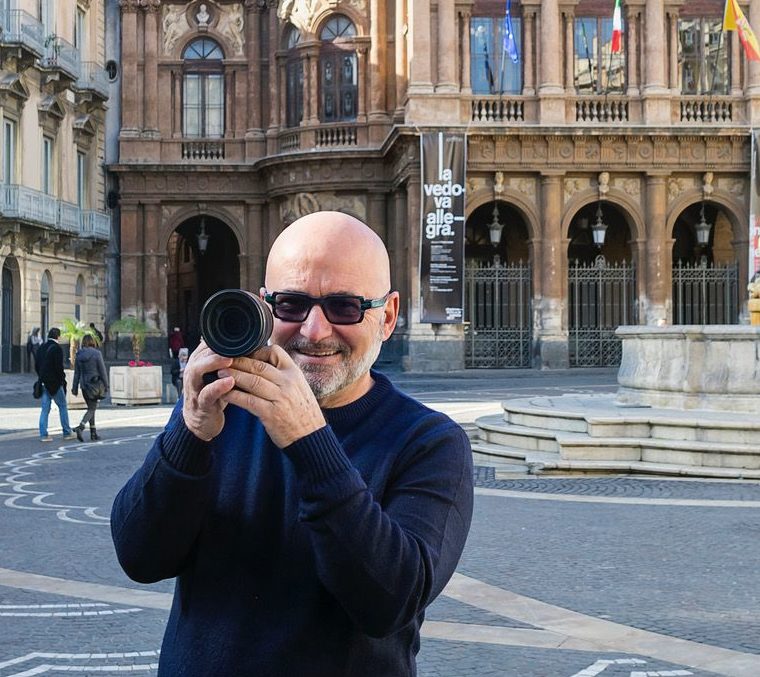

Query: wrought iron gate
[569,259,636,367]
[465,261,532,368]
[672,261,738,324]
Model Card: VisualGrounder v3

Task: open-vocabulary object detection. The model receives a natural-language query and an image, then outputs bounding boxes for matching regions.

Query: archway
[567,202,637,367]
[671,202,738,324]
[464,200,532,368]
[40,270,52,339]
[166,214,240,351]
[2,257,20,372]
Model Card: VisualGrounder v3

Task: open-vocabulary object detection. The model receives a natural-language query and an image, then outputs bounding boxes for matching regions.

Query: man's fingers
[222,388,272,418]
[217,367,281,401]
[197,375,235,408]
[186,345,233,391]
[230,351,286,382]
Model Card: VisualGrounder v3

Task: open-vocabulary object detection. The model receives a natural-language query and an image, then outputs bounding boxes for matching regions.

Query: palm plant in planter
[60,318,100,368]
[108,317,163,405]
[109,316,151,364]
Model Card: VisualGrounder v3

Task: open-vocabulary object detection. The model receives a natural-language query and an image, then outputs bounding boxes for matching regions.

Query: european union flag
[503,0,519,64]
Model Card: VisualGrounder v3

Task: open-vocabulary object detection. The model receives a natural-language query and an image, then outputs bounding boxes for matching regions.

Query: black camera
[200,289,274,358]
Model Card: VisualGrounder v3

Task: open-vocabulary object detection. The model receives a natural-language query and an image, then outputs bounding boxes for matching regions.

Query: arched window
[319,16,357,123]
[285,26,303,128]
[74,274,85,321]
[183,38,225,138]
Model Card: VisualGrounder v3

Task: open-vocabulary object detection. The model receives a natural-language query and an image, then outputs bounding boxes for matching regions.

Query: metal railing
[39,34,80,80]
[80,210,110,239]
[672,260,738,324]
[470,97,525,123]
[75,62,109,99]
[57,201,80,234]
[0,184,57,226]
[0,9,44,56]
[678,96,733,123]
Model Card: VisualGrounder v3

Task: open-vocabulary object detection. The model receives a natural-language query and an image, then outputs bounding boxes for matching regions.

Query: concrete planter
[64,369,87,410]
[109,365,162,406]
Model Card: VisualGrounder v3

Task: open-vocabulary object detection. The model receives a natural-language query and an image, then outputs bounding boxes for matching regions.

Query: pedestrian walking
[112,211,473,676]
[72,334,109,442]
[168,326,185,359]
[26,327,43,372]
[170,346,189,398]
[89,322,104,344]
[36,327,75,442]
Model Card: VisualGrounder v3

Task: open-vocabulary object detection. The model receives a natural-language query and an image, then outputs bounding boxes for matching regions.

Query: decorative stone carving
[598,172,610,197]
[280,192,320,224]
[703,172,714,198]
[319,193,367,221]
[613,177,640,197]
[563,177,589,201]
[721,178,746,197]
[196,3,211,26]
[494,171,505,195]
[347,0,367,15]
[667,177,690,202]
[218,4,245,55]
[278,0,320,32]
[162,5,191,55]
[511,177,536,199]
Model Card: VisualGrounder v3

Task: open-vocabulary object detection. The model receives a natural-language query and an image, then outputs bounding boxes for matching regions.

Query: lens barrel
[200,289,274,358]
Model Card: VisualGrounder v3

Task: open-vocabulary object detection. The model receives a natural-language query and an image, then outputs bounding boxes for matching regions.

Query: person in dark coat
[168,327,185,359]
[89,322,104,344]
[36,327,75,442]
[26,327,43,372]
[72,334,109,441]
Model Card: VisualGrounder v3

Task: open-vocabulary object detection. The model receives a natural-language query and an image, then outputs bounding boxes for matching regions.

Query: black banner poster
[419,132,466,323]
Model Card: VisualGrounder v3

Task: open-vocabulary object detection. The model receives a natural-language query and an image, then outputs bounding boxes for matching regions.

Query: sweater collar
[322,369,394,432]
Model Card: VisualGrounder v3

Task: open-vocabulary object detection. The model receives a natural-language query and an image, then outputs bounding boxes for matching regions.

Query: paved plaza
[0,369,759,676]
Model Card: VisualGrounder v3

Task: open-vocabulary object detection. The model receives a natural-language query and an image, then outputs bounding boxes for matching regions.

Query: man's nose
[299,304,333,342]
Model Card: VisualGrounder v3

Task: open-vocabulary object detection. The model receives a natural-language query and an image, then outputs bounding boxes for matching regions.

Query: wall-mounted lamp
[488,202,505,246]
[591,203,608,248]
[694,203,712,247]
[197,217,209,255]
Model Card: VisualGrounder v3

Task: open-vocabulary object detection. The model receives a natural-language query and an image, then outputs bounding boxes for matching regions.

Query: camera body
[200,289,274,358]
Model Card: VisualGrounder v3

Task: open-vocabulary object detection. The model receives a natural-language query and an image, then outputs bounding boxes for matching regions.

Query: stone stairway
[472,394,760,479]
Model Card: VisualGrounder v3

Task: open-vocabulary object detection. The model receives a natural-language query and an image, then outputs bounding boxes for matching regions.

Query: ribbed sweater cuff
[282,425,354,486]
[160,415,212,476]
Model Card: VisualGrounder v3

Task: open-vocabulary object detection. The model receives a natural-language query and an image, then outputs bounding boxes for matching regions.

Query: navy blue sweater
[111,371,473,676]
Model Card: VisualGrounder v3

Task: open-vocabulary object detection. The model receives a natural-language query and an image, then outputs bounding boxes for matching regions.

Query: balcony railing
[574,96,629,123]
[80,210,110,240]
[0,9,44,57]
[470,96,525,123]
[181,140,225,160]
[678,96,734,123]
[280,131,300,152]
[0,184,57,226]
[39,34,80,80]
[58,201,80,234]
[315,124,357,148]
[75,62,109,100]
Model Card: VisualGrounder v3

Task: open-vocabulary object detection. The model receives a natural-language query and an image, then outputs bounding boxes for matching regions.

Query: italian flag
[611,0,623,53]
[724,0,760,61]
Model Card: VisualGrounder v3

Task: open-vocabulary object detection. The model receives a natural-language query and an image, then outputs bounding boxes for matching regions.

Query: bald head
[265,211,391,296]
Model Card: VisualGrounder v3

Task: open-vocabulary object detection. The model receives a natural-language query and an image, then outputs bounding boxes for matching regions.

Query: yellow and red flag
[724,0,760,61]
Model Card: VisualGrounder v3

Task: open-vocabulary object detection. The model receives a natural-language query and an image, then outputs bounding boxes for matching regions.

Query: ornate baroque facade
[0,0,110,371]
[113,0,753,370]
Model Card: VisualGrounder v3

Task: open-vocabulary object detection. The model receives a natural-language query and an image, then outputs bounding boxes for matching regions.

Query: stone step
[476,418,560,454]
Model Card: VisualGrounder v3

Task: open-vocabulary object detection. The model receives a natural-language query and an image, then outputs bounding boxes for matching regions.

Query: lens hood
[200,289,273,358]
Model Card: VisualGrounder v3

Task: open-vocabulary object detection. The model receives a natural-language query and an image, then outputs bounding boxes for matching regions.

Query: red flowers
[128,360,154,367]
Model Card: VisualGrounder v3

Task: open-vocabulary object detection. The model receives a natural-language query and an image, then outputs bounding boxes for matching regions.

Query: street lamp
[487,202,505,246]
[591,203,608,248]
[197,217,209,255]
[694,203,712,247]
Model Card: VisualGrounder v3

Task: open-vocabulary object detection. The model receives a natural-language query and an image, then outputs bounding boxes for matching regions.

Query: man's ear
[382,292,400,340]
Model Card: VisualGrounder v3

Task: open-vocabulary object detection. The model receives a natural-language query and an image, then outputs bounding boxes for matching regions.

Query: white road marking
[0,603,109,609]
[630,672,693,677]
[0,651,159,671]
[0,607,142,617]
[570,658,647,676]
[7,665,158,676]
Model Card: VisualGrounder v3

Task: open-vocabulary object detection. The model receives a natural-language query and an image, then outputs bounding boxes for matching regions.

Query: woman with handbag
[71,334,109,441]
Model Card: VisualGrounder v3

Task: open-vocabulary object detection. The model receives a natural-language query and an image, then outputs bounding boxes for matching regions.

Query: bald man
[111,212,473,676]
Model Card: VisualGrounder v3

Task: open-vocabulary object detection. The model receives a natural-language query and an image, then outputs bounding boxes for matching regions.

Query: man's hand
[182,341,236,441]
[219,345,326,449]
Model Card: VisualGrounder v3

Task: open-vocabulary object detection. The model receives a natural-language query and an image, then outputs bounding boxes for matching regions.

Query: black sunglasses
[264,291,389,325]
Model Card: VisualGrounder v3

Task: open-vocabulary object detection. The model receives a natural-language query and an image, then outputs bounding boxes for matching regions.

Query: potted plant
[60,318,101,409]
[108,316,163,405]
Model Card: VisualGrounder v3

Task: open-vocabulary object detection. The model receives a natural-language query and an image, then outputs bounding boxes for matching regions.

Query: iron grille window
[678,18,729,94]
[285,26,303,128]
[574,17,625,94]
[183,38,225,138]
[319,15,357,122]
[470,16,522,94]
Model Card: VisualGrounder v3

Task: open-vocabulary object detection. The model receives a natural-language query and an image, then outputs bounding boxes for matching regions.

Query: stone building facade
[0,0,111,371]
[113,0,753,370]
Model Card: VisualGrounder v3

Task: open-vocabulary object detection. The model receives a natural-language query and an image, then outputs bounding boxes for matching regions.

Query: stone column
[173,70,182,137]
[668,12,678,92]
[245,1,265,153]
[394,0,408,116]
[279,60,287,127]
[731,31,741,97]
[265,0,280,153]
[644,174,670,325]
[626,6,639,96]
[245,202,264,290]
[437,0,457,91]
[119,203,142,318]
[537,174,568,368]
[643,0,669,123]
[119,1,139,135]
[460,8,471,93]
[522,8,535,96]
[143,202,166,332]
[357,46,368,122]
[539,0,563,123]
[143,2,160,137]
[563,11,574,93]
[308,48,320,126]
[370,0,389,117]
[408,0,433,92]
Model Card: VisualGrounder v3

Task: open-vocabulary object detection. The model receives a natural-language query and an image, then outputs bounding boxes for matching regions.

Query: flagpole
[580,19,595,93]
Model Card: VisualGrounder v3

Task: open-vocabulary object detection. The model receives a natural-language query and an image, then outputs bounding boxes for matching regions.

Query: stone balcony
[80,210,110,240]
[0,9,44,67]
[74,62,109,103]
[38,34,80,86]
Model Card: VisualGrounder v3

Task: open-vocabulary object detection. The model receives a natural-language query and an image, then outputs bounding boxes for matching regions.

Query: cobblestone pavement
[0,369,756,676]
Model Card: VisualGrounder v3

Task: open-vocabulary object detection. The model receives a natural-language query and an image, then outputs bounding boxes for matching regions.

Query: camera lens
[200,289,274,357]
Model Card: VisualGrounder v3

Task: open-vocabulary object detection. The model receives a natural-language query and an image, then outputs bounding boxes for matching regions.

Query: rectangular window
[75,7,87,53]
[574,17,626,94]
[39,0,54,35]
[77,151,87,209]
[183,74,201,137]
[470,16,523,95]
[678,19,729,94]
[286,59,304,128]
[3,120,16,185]
[42,136,53,195]
[205,74,224,138]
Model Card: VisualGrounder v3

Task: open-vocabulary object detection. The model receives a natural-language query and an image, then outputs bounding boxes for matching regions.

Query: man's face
[263,252,398,407]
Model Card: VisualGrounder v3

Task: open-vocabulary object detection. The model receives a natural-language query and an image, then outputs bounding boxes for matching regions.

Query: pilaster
[245,1,265,157]
[644,175,670,325]
[642,0,669,124]
[538,0,564,123]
